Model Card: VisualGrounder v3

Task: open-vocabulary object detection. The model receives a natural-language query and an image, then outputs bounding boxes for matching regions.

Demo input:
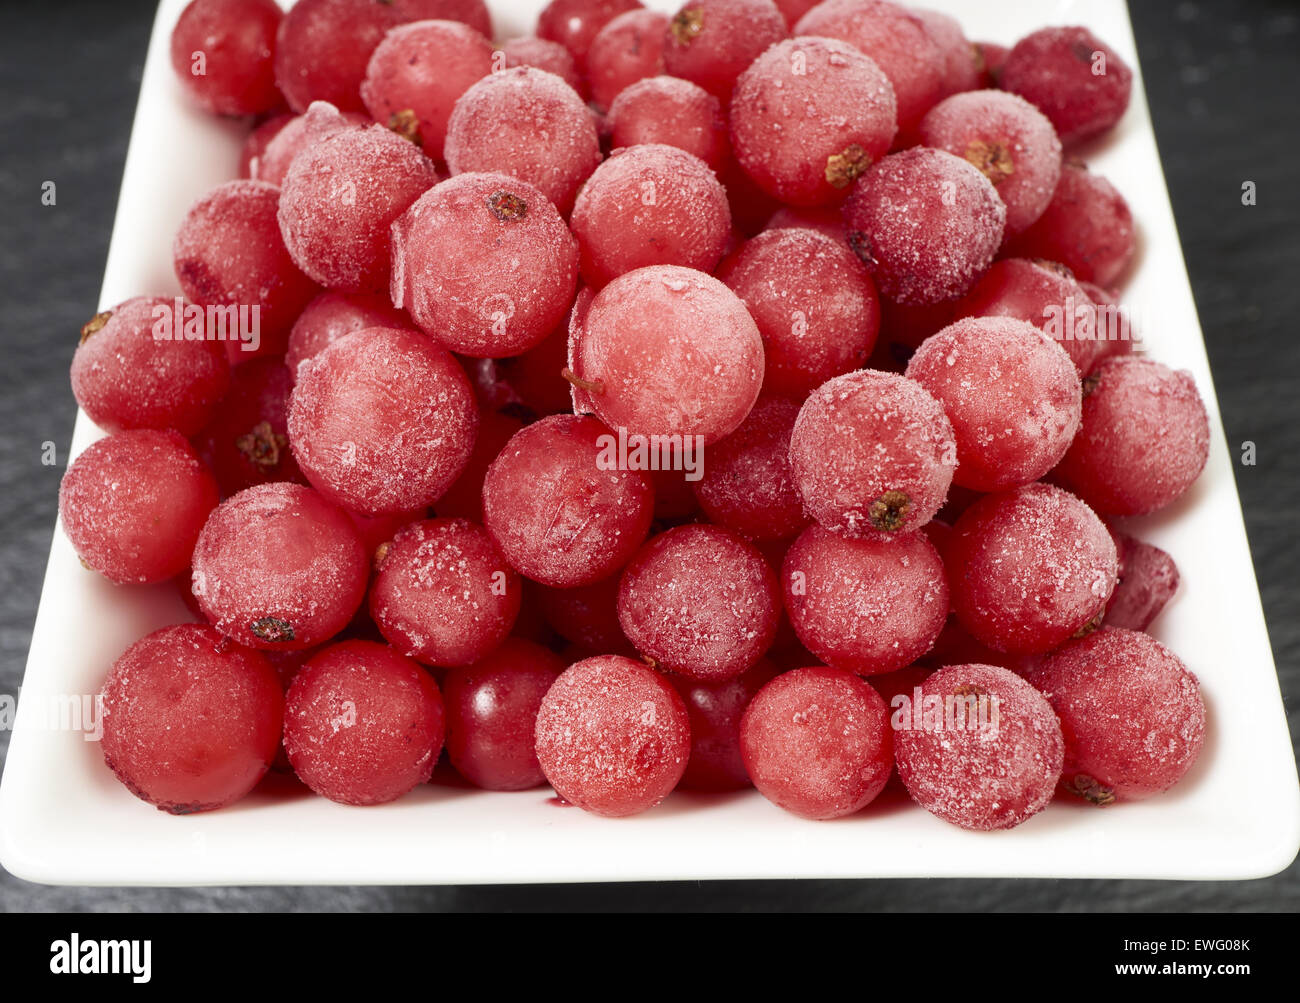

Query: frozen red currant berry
[251,102,369,187]
[740,665,893,819]
[789,370,955,536]
[503,36,583,94]
[195,358,304,496]
[170,0,283,116]
[445,66,601,215]
[442,637,566,790]
[60,430,218,585]
[370,517,520,667]
[72,296,229,436]
[1030,629,1205,804]
[918,90,1062,235]
[605,75,727,171]
[894,663,1064,830]
[239,113,293,179]
[720,227,879,399]
[535,654,691,816]
[912,7,980,97]
[671,660,778,791]
[782,525,948,675]
[570,145,730,288]
[906,316,1081,491]
[537,0,644,74]
[661,0,788,102]
[1000,26,1133,146]
[842,147,1006,305]
[392,172,579,357]
[587,10,669,110]
[618,524,781,681]
[1104,530,1179,631]
[284,291,411,379]
[174,180,320,363]
[100,624,282,813]
[284,639,445,805]
[537,575,634,653]
[273,0,402,113]
[1054,356,1210,517]
[433,408,525,522]
[947,483,1118,654]
[482,414,655,587]
[389,0,492,35]
[730,37,897,207]
[288,327,478,514]
[360,19,493,160]
[191,482,368,650]
[568,265,763,444]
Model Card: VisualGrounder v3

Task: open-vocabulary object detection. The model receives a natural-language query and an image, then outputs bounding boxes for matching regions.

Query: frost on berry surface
[781,525,948,676]
[173,179,321,362]
[918,90,1062,236]
[946,483,1118,655]
[999,26,1133,147]
[794,0,945,140]
[588,10,669,110]
[60,430,218,586]
[894,663,1064,831]
[905,316,1081,492]
[661,0,788,102]
[842,147,1006,306]
[534,654,691,817]
[1104,530,1179,631]
[671,660,778,791]
[369,517,520,667]
[287,326,478,515]
[605,76,728,171]
[391,172,579,357]
[693,396,810,541]
[283,639,445,805]
[99,623,283,814]
[169,0,283,116]
[720,227,879,399]
[278,124,440,293]
[1054,356,1210,516]
[444,66,601,215]
[912,7,980,97]
[729,37,897,207]
[570,265,764,444]
[195,358,305,496]
[617,524,781,681]
[191,482,368,650]
[502,36,584,94]
[570,144,730,287]
[72,296,230,436]
[1030,629,1205,804]
[740,665,893,819]
[443,637,566,790]
[285,290,412,381]
[482,414,655,587]
[252,102,369,187]
[789,369,956,536]
[537,0,645,74]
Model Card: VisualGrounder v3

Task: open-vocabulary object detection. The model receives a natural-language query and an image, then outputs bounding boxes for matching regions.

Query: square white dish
[1,0,1297,886]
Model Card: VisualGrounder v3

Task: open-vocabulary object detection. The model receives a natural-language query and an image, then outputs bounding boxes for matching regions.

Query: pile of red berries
[66,0,1212,830]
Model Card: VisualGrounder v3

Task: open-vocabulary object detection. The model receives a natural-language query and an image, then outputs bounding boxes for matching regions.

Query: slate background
[0,0,1296,911]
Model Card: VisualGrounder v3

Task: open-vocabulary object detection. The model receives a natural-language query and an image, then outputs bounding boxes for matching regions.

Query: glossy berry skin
[273,0,402,113]
[369,517,521,668]
[906,316,1081,492]
[195,358,304,496]
[789,370,956,537]
[781,525,948,676]
[661,0,788,102]
[605,75,727,171]
[391,172,579,357]
[100,624,282,814]
[740,666,893,819]
[730,37,897,207]
[999,26,1133,146]
[191,482,368,650]
[284,291,411,380]
[671,660,778,791]
[71,296,230,437]
[894,663,1064,831]
[842,147,1006,306]
[170,0,283,116]
[481,414,655,588]
[60,430,219,585]
[1053,357,1210,517]
[537,0,645,74]
[534,654,691,817]
[587,10,669,110]
[947,483,1119,655]
[1028,629,1205,804]
[284,640,445,805]
[618,524,781,681]
[442,638,566,790]
[288,327,478,515]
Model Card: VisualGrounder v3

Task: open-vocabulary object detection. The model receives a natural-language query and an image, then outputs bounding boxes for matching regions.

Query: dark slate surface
[0,0,1295,911]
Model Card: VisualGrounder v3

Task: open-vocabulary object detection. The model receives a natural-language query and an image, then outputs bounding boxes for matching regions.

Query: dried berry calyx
[387,109,422,146]
[487,190,528,221]
[1070,607,1105,638]
[373,540,391,571]
[847,231,877,268]
[964,139,1015,184]
[671,9,704,44]
[250,616,295,643]
[825,144,872,189]
[1082,372,1102,397]
[80,310,112,345]
[1067,773,1116,806]
[868,489,912,531]
[235,421,288,471]
[561,368,605,395]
